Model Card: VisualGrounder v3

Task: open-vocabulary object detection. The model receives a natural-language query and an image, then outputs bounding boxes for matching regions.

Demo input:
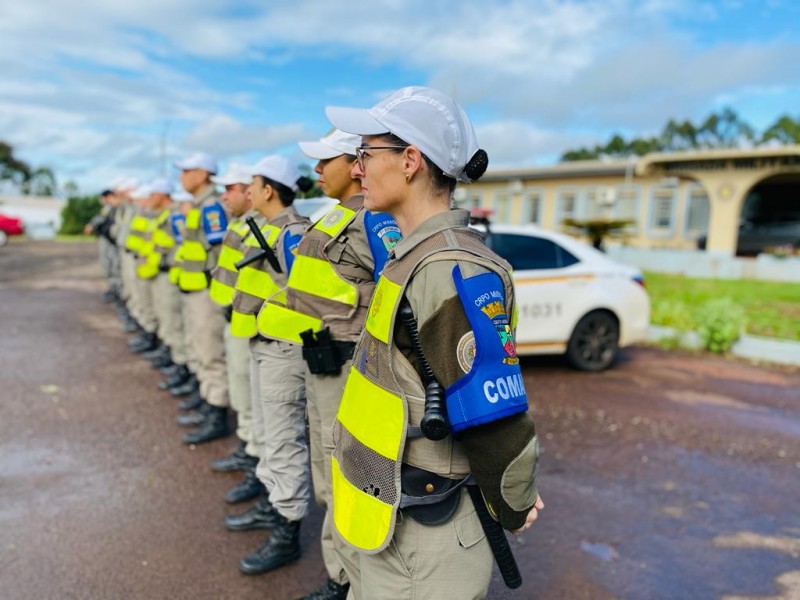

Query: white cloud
[183,115,313,156]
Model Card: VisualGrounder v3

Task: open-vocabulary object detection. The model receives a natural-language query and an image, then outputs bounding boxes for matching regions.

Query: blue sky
[1,0,798,193]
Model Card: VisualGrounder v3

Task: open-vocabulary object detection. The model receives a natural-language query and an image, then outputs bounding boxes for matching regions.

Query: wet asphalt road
[1,240,799,600]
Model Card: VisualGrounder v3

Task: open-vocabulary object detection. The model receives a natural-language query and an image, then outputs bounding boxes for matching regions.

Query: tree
[0,139,57,195]
[761,114,800,144]
[59,195,102,235]
[562,218,634,251]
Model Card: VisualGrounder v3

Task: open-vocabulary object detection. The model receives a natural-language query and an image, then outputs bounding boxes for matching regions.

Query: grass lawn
[645,271,800,341]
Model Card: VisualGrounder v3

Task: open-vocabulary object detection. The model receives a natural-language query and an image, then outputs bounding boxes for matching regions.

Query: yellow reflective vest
[209,217,251,307]
[136,209,171,279]
[124,212,148,254]
[331,227,511,553]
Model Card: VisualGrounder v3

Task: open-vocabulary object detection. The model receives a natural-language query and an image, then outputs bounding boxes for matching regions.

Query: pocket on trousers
[454,509,486,549]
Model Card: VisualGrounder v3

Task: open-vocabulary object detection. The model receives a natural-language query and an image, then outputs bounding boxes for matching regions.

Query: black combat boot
[211,440,259,473]
[141,342,166,360]
[160,362,181,377]
[183,406,229,445]
[130,332,159,354]
[169,374,199,397]
[150,347,173,369]
[178,387,203,411]
[238,516,301,575]
[225,494,279,531]
[225,470,264,504]
[158,365,191,391]
[176,401,210,427]
[297,579,351,600]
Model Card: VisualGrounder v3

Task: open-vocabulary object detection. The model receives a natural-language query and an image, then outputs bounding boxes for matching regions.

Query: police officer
[88,189,121,303]
[206,164,261,477]
[257,129,400,600]
[225,155,313,575]
[126,184,160,353]
[173,153,231,445]
[325,86,544,599]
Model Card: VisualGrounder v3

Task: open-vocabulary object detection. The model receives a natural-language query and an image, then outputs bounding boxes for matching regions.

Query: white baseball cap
[246,155,301,191]
[298,129,361,160]
[114,177,140,192]
[130,184,152,200]
[149,178,173,195]
[211,163,253,186]
[173,152,218,174]
[325,86,481,183]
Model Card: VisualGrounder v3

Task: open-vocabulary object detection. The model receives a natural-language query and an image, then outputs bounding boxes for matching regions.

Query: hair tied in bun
[296,176,315,193]
[463,149,489,182]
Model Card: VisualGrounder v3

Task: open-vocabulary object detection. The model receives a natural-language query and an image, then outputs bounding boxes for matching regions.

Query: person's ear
[402,146,424,182]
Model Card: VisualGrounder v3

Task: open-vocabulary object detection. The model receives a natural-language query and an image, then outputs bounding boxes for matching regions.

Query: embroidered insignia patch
[479,300,519,365]
[322,209,344,228]
[456,331,476,374]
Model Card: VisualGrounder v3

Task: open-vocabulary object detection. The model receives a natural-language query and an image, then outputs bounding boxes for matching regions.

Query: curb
[648,325,800,366]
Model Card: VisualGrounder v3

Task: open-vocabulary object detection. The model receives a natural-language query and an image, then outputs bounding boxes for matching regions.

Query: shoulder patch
[456,331,476,374]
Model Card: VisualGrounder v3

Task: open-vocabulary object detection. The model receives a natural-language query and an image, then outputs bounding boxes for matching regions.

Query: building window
[648,185,678,235]
[453,190,482,211]
[556,188,579,226]
[613,185,640,232]
[685,185,710,238]
[492,191,513,223]
[520,189,544,224]
[584,187,610,220]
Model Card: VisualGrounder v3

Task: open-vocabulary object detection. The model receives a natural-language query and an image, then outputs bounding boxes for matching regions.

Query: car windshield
[488,233,580,270]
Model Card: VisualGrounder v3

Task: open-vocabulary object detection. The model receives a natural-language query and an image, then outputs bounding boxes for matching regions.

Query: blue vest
[445,264,529,433]
[201,202,228,245]
[364,211,401,281]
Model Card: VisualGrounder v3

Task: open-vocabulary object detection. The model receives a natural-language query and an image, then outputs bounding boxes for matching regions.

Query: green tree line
[562,109,800,161]
[0,141,57,195]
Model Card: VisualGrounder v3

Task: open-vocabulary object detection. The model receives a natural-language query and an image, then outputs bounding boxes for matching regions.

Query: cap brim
[298,140,343,160]
[211,175,249,186]
[173,160,194,171]
[325,106,388,136]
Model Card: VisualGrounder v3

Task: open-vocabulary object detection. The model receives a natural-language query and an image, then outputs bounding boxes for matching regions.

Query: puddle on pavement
[722,571,800,600]
[580,540,619,562]
[713,532,800,557]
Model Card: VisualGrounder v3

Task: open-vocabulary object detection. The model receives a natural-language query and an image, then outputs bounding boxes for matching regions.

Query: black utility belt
[399,465,472,526]
[300,327,355,375]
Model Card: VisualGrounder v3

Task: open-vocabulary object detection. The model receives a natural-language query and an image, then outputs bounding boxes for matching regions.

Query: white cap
[114,177,140,192]
[211,163,253,186]
[246,155,301,191]
[149,178,173,195]
[298,129,361,160]
[130,184,152,200]
[173,152,218,174]
[172,189,193,203]
[325,86,481,183]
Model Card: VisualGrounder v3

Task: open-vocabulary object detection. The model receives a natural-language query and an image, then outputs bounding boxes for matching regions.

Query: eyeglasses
[355,145,408,171]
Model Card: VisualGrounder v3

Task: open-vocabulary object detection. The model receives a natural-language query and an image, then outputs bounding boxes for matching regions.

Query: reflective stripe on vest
[209,219,250,307]
[177,208,209,292]
[257,205,357,343]
[137,210,171,280]
[331,228,512,553]
[230,224,283,338]
[125,215,148,253]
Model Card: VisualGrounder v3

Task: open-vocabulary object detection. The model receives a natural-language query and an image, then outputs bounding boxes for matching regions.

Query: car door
[487,233,584,351]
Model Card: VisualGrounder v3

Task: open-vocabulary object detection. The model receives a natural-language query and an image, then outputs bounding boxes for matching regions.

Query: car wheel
[0,230,8,247]
[566,310,620,372]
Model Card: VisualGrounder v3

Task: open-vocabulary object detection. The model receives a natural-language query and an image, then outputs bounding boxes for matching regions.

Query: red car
[0,212,25,246]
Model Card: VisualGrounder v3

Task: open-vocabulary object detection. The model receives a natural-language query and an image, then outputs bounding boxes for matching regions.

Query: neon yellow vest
[177,208,209,292]
[331,228,505,553]
[209,218,251,307]
[136,210,171,279]
[229,223,284,338]
[257,204,359,343]
[125,214,148,254]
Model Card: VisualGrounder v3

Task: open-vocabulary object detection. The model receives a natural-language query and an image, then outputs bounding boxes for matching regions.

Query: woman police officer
[324,86,544,599]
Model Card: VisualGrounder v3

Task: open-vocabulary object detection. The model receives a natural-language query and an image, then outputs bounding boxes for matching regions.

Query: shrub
[695,298,746,353]
[651,299,695,331]
[59,195,101,235]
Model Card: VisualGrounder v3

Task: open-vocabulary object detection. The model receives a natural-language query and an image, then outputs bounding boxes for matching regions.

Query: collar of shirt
[391,209,470,260]
[269,204,299,225]
[192,183,217,207]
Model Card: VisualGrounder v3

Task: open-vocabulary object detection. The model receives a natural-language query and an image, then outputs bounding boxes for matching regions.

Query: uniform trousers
[135,276,159,334]
[223,327,254,455]
[154,273,189,365]
[120,251,136,306]
[306,362,359,589]
[183,290,228,407]
[249,338,309,522]
[353,489,493,600]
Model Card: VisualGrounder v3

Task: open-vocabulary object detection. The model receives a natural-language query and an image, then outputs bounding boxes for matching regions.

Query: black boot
[239,516,301,575]
[160,362,181,377]
[150,348,173,369]
[225,494,279,531]
[297,579,351,600]
[158,365,191,391]
[211,441,259,473]
[130,332,158,354]
[183,406,229,445]
[178,388,203,411]
[225,471,264,504]
[169,375,199,397]
[141,343,166,360]
[176,401,209,427]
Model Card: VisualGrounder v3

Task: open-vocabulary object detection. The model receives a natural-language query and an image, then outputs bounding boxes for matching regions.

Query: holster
[300,327,354,376]
[399,465,471,526]
[223,306,233,323]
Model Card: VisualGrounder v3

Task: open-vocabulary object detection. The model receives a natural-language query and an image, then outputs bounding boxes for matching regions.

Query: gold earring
[405,173,411,183]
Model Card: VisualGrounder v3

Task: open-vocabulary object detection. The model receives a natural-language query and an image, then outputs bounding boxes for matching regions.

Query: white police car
[294,196,340,223]
[472,219,650,371]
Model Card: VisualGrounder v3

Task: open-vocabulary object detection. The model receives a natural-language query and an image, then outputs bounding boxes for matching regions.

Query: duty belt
[300,327,355,375]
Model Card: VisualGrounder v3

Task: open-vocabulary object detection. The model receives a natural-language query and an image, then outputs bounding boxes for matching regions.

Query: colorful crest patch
[479,300,519,365]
